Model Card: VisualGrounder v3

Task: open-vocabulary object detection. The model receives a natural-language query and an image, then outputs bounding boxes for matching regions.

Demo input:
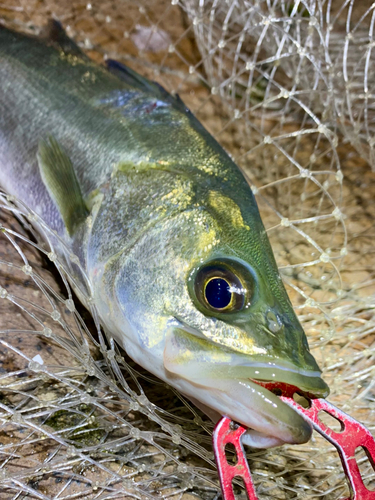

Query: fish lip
[166,322,328,444]
[246,365,330,400]
[249,376,329,400]
[234,380,313,444]
[172,316,329,399]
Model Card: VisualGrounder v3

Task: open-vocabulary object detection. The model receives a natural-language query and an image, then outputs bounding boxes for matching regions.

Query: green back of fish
[0,22,269,254]
[0,22,247,195]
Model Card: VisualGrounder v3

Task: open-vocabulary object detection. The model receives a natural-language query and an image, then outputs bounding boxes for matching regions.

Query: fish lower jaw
[163,372,313,447]
[241,428,289,448]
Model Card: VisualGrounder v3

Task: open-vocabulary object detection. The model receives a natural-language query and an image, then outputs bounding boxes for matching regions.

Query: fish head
[105,175,329,448]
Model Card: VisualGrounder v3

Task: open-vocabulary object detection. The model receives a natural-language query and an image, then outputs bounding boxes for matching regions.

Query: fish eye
[205,277,232,309]
[193,260,252,313]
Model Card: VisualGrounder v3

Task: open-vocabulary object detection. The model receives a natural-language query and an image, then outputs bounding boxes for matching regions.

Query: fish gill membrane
[0,0,374,499]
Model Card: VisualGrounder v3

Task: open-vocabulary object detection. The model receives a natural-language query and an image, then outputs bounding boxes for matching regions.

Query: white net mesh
[0,1,374,498]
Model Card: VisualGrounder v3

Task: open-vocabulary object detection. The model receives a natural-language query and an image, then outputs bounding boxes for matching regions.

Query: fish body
[0,22,329,448]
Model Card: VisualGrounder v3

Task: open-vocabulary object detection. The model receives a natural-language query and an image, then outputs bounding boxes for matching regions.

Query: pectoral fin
[37,136,88,236]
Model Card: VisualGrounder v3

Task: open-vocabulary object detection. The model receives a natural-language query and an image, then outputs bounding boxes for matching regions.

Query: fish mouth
[249,376,327,400]
[164,326,329,447]
[244,364,329,399]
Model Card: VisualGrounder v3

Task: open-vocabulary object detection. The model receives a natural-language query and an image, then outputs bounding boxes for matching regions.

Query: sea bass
[0,22,329,448]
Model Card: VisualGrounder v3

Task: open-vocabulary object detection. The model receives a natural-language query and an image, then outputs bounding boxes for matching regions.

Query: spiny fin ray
[106,59,188,114]
[43,19,88,60]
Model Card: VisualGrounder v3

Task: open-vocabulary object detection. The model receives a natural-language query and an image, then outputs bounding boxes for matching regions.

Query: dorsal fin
[43,19,88,60]
[106,59,189,114]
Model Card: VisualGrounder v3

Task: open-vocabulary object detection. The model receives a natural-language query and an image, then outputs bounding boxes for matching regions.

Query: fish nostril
[266,311,282,333]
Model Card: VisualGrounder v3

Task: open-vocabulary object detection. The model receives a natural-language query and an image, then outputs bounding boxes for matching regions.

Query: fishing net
[0,0,374,498]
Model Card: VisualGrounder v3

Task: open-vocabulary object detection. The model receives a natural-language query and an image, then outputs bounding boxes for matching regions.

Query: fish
[0,21,329,449]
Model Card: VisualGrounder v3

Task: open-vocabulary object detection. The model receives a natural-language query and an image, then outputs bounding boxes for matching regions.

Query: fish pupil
[205,278,232,309]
